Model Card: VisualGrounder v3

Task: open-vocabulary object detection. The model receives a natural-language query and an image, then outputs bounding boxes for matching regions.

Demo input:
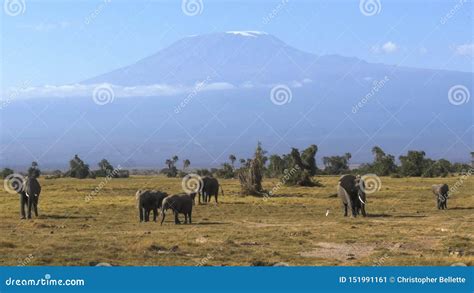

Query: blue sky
[2,0,473,90]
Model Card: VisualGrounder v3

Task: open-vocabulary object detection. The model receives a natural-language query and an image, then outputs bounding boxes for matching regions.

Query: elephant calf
[432,184,449,210]
[136,190,168,222]
[161,193,194,225]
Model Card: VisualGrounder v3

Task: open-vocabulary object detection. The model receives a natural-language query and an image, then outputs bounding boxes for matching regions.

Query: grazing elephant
[136,190,168,222]
[199,177,223,204]
[337,174,366,217]
[432,184,449,210]
[22,177,41,219]
[161,193,194,225]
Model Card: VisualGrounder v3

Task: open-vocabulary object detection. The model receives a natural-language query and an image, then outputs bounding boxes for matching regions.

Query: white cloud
[371,41,399,54]
[1,78,315,100]
[381,41,398,53]
[454,43,474,56]
[19,21,70,32]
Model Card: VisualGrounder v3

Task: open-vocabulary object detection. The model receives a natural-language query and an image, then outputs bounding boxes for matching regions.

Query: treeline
[0,155,129,180]
[0,147,471,182]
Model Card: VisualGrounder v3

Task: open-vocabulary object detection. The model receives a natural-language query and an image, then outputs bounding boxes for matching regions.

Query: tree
[164,156,178,177]
[0,168,14,179]
[96,159,114,177]
[216,163,234,179]
[370,146,397,176]
[28,161,41,178]
[399,150,426,177]
[323,153,351,175]
[301,144,318,176]
[238,142,266,195]
[67,155,90,179]
[183,159,191,171]
[267,154,285,178]
[229,154,236,169]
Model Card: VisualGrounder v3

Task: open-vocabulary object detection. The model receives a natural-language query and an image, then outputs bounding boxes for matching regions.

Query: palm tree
[229,154,236,168]
[183,159,191,171]
[165,159,172,169]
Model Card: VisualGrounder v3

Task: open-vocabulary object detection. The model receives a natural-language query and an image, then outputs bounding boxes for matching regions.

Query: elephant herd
[336,174,451,217]
[135,176,224,225]
[13,174,450,222]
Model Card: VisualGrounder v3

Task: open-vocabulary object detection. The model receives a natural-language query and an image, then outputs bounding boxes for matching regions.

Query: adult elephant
[161,194,193,225]
[337,174,366,217]
[432,184,449,210]
[136,190,168,222]
[199,177,223,204]
[23,177,41,219]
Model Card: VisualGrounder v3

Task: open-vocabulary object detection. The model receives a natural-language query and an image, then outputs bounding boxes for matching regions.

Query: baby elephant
[136,190,168,222]
[432,184,449,210]
[161,193,194,225]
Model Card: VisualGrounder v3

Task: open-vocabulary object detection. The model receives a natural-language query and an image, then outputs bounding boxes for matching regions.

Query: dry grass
[0,175,472,266]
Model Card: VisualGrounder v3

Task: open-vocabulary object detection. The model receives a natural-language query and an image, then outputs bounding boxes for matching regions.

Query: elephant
[432,184,449,210]
[20,177,41,219]
[161,193,194,225]
[136,190,168,222]
[337,174,366,217]
[199,177,223,204]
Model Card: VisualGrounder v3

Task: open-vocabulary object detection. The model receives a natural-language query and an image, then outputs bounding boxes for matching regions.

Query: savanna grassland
[0,175,472,266]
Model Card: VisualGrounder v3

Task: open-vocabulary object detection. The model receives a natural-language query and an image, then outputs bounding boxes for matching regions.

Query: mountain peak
[225,31,268,37]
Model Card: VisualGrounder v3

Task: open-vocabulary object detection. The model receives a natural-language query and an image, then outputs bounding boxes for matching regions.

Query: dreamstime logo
[352,76,389,114]
[267,165,300,199]
[448,85,470,106]
[3,173,25,194]
[181,173,203,194]
[270,85,292,105]
[92,84,115,105]
[3,0,26,16]
[440,0,467,25]
[262,0,288,25]
[174,76,211,114]
[359,0,381,16]
[360,174,381,194]
[84,0,111,25]
[181,0,203,16]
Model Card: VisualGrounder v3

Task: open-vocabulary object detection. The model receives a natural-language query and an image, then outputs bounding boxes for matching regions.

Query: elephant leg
[20,194,26,219]
[27,196,33,219]
[361,204,367,217]
[198,192,202,205]
[33,197,38,217]
[188,211,192,224]
[184,214,188,224]
[160,211,166,225]
[153,208,158,222]
[174,212,181,224]
[145,209,150,222]
[215,193,218,203]
[349,202,357,218]
[139,207,144,222]
[343,204,348,217]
